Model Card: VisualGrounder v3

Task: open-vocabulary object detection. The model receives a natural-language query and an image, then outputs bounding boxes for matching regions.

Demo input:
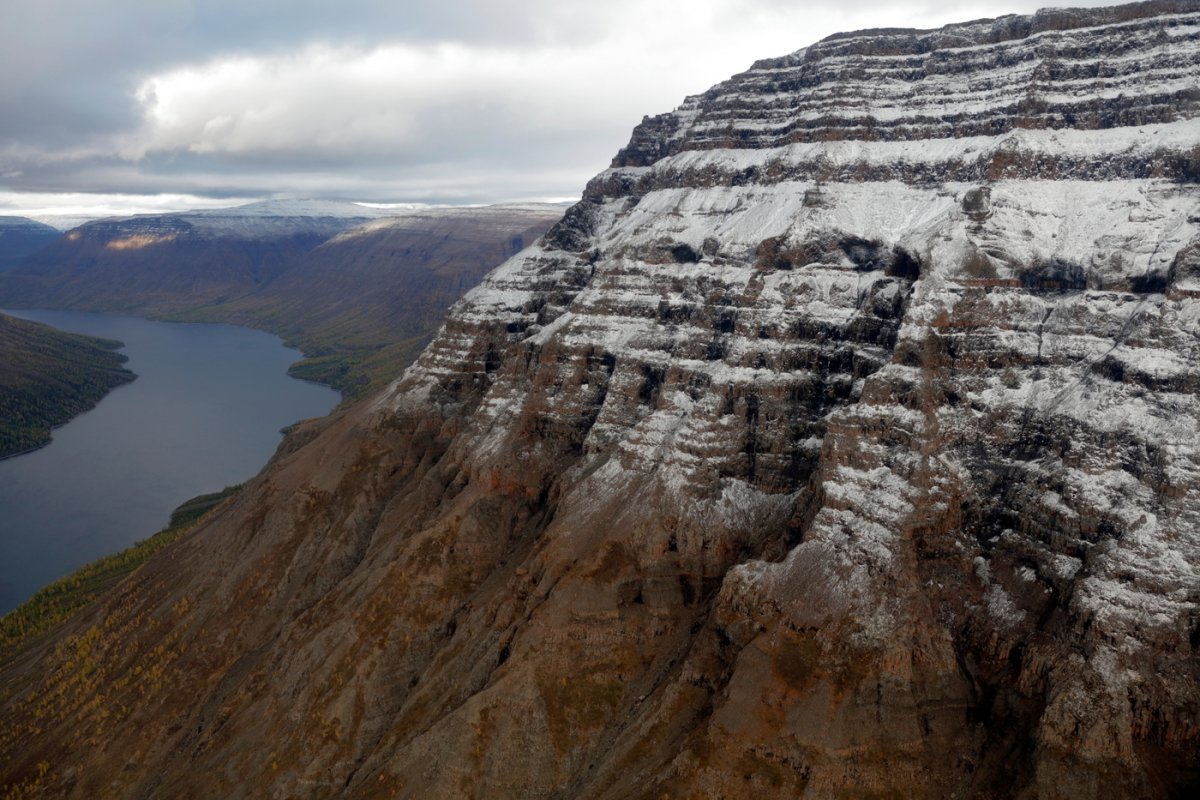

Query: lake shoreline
[0,309,340,613]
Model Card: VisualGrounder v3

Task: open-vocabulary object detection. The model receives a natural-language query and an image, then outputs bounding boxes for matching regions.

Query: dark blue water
[0,309,340,612]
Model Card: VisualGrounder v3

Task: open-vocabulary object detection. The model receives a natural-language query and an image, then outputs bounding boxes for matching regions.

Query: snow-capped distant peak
[189,198,396,220]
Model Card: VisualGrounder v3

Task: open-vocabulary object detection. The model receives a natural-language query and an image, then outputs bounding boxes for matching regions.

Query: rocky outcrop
[615,0,1200,163]
[2,3,1198,798]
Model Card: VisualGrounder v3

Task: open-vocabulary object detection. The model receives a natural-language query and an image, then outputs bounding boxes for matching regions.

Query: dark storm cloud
[0,0,1137,214]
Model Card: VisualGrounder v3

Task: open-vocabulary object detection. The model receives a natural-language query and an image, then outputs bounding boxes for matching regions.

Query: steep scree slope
[2,3,1199,798]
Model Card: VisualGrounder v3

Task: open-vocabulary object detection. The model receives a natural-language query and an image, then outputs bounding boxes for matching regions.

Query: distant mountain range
[0,199,564,396]
[0,217,60,272]
[0,200,402,313]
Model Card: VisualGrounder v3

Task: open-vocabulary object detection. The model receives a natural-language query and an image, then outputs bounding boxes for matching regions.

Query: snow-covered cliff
[2,3,1198,798]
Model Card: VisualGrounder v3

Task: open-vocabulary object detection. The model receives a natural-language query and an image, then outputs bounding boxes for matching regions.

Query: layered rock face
[2,3,1199,798]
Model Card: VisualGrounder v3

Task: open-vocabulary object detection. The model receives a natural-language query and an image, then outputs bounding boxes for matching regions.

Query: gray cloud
[0,0,1137,213]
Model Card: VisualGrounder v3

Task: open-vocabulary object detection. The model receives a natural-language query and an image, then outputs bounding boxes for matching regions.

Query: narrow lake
[0,309,340,613]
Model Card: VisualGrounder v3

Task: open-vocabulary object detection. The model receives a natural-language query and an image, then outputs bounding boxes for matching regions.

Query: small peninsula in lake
[0,311,136,459]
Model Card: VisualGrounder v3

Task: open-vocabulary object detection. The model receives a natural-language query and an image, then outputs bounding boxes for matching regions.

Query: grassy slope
[0,485,242,662]
[0,312,137,458]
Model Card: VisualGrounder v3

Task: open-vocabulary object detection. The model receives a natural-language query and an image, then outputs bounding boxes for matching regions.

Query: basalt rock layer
[2,3,1199,798]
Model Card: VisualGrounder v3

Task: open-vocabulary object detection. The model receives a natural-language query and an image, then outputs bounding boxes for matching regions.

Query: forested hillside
[0,313,135,458]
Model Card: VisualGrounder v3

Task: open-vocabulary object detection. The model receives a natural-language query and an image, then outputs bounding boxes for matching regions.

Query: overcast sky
[0,0,1132,221]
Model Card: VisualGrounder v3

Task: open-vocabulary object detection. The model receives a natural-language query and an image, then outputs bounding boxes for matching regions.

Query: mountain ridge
[0,217,61,272]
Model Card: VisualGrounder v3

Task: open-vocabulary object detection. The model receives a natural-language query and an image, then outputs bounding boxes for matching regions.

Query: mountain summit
[3,3,1199,797]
